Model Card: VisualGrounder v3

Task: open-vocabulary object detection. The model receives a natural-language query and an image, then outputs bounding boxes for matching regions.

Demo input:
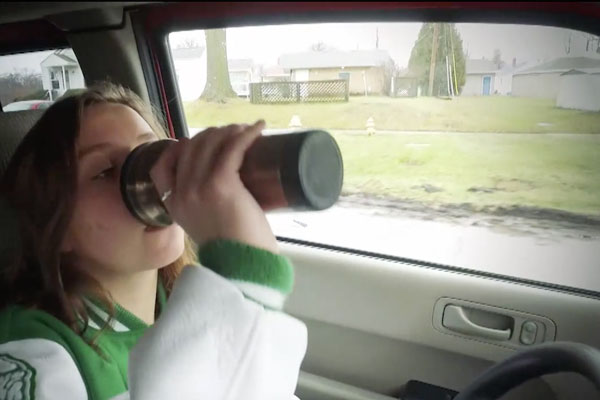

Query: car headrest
[0,110,44,178]
[0,110,44,272]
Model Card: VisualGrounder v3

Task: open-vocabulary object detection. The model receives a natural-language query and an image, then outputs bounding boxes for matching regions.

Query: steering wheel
[454,342,600,400]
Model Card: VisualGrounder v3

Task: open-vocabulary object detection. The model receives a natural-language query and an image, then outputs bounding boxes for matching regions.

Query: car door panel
[282,241,600,399]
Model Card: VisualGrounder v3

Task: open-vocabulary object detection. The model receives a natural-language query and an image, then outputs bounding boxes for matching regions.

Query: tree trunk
[200,29,237,102]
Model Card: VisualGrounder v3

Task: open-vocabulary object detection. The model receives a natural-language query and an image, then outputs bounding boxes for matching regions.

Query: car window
[0,48,86,112]
[168,23,600,292]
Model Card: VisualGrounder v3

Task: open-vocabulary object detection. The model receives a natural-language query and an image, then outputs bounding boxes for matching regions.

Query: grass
[183,96,600,134]
[335,132,600,215]
[182,96,600,215]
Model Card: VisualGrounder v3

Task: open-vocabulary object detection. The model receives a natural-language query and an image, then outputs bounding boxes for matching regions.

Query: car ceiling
[0,2,154,25]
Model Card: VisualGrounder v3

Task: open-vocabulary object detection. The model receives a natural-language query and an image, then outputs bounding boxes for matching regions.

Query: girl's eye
[92,167,115,180]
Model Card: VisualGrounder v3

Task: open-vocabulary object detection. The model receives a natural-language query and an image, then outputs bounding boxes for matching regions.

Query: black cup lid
[290,130,344,210]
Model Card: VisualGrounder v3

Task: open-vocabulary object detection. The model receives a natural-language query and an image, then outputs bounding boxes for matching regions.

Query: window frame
[0,19,70,111]
[132,1,600,299]
[133,2,600,140]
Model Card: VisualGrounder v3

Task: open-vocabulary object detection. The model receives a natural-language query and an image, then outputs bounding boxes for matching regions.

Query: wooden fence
[250,79,349,104]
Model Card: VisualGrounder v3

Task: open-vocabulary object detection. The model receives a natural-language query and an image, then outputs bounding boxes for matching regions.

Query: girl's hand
[149,121,279,254]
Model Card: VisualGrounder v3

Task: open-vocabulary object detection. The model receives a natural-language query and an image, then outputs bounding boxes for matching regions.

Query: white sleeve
[127,265,307,400]
[0,339,87,400]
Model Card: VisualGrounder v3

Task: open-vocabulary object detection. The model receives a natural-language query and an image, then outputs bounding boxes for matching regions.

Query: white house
[512,56,600,99]
[171,46,258,100]
[462,58,533,96]
[260,66,290,82]
[171,46,207,102]
[228,59,258,97]
[40,49,85,100]
[462,59,498,96]
[556,68,600,112]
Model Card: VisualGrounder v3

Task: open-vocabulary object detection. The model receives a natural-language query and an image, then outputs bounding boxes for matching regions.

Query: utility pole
[428,23,440,97]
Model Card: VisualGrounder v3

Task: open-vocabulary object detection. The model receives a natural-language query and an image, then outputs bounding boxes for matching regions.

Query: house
[556,68,600,112]
[171,46,206,101]
[494,59,531,96]
[171,46,257,99]
[462,59,498,96]
[260,66,290,82]
[278,49,393,95]
[40,49,85,100]
[512,56,600,99]
[228,59,259,97]
[463,58,533,96]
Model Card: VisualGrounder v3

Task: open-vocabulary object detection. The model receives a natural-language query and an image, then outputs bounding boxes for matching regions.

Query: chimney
[512,57,517,68]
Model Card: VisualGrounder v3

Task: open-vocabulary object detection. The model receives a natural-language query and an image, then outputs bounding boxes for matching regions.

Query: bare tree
[0,70,44,105]
[564,32,572,55]
[310,41,329,52]
[177,37,200,49]
[492,49,504,68]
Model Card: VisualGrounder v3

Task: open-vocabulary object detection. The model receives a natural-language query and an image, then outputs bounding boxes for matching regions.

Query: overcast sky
[170,22,600,68]
[1,22,598,77]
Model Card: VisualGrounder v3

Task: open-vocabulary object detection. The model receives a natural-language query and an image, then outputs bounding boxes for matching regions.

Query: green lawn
[183,96,600,215]
[183,96,600,133]
[335,132,600,215]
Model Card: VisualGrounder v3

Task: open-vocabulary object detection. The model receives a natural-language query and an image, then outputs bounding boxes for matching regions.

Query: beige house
[278,50,393,95]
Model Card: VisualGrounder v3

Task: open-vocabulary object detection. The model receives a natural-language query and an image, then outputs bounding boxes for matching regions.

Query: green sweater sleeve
[197,239,295,310]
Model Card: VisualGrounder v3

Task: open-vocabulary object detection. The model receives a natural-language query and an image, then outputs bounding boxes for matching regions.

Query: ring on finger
[161,189,173,202]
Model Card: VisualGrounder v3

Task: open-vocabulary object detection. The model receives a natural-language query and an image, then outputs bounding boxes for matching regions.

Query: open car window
[0,48,86,112]
[167,22,600,293]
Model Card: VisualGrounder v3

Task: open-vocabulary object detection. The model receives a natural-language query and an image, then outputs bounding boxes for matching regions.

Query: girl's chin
[145,225,186,266]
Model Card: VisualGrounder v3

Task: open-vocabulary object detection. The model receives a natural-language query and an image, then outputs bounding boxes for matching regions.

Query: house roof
[514,57,600,75]
[55,49,77,64]
[278,49,392,70]
[466,59,498,75]
[171,46,205,60]
[41,48,78,66]
[561,67,600,75]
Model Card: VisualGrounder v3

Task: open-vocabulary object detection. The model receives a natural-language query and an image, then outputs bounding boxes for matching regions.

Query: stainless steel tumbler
[120,130,344,227]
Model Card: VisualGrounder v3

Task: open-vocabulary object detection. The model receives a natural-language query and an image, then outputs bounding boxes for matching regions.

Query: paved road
[266,204,600,293]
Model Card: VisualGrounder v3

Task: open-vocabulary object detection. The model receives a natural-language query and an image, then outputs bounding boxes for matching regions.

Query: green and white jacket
[0,239,307,400]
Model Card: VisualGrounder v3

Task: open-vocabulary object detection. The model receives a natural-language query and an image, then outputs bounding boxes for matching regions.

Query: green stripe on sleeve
[197,239,294,295]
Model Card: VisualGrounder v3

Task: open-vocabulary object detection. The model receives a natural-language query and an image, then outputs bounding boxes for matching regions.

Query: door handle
[442,305,512,341]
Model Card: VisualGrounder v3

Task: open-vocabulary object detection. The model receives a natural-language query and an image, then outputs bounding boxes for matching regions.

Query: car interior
[0,2,599,399]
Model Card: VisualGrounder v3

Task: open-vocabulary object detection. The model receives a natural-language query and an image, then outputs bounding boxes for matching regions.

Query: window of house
[168,23,600,293]
[0,48,85,111]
